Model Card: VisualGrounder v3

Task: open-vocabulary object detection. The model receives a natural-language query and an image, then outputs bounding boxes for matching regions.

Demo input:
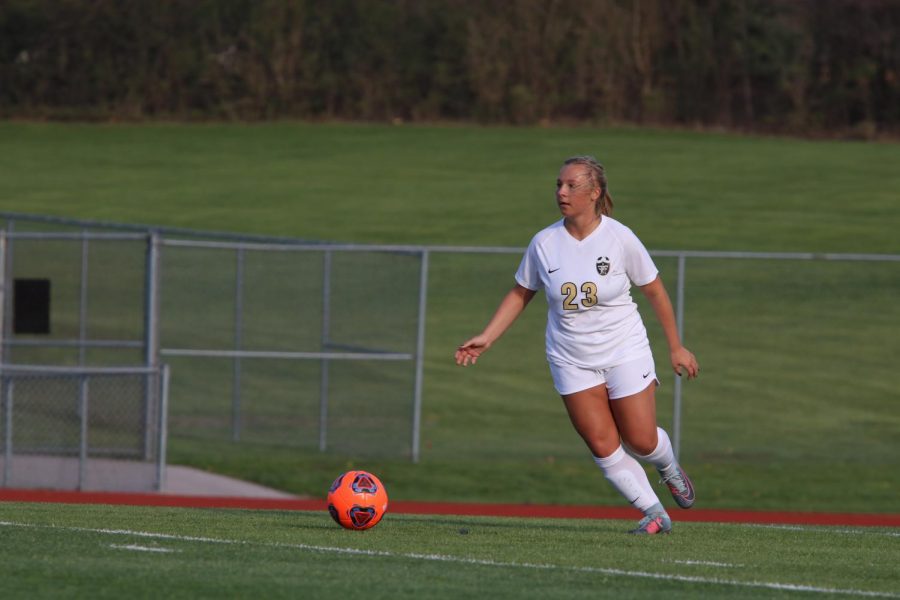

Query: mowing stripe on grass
[1,521,896,598]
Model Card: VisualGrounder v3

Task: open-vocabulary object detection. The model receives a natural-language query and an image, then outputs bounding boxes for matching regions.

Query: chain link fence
[0,215,427,486]
[1,212,897,493]
[158,238,424,458]
[0,365,169,492]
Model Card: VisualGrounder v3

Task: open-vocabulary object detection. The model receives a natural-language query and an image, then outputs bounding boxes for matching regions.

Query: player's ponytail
[597,187,614,217]
[563,155,614,217]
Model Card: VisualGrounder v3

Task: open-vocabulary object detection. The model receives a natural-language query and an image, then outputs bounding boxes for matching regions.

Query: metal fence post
[79,230,90,366]
[411,249,429,463]
[672,254,686,459]
[2,222,13,365]
[319,250,332,452]
[78,375,89,491]
[143,233,161,460]
[232,247,245,442]
[0,230,6,368]
[157,364,170,492]
[0,232,4,486]
[2,379,12,487]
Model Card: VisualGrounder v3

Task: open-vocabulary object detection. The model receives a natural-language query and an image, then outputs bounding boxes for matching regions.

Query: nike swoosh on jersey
[548,267,560,273]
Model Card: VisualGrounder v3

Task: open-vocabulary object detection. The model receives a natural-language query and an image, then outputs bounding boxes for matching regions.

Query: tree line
[1,0,898,136]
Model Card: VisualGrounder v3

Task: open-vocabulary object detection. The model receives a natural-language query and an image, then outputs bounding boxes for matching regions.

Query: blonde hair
[563,155,614,216]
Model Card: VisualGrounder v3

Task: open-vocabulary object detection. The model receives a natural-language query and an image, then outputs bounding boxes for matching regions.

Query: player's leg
[552,361,670,534]
[558,383,665,523]
[584,382,672,535]
[636,426,695,509]
[607,355,695,509]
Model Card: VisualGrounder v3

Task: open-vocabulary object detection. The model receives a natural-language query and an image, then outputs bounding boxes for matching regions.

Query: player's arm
[455,284,537,366]
[638,276,699,378]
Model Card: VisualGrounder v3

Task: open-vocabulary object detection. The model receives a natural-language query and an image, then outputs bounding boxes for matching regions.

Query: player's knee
[622,432,657,456]
[580,432,619,458]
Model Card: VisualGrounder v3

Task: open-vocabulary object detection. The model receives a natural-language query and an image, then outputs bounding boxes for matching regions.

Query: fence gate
[0,365,169,491]
[0,229,168,491]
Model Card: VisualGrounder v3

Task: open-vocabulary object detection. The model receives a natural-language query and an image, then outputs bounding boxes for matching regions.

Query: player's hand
[671,346,699,379]
[455,335,491,366]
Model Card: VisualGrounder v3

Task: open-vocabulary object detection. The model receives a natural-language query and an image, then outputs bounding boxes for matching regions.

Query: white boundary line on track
[1,521,897,598]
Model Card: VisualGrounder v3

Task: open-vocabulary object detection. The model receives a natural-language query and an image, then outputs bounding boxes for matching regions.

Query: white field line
[109,544,178,553]
[742,524,900,538]
[1,521,898,599]
[669,559,743,568]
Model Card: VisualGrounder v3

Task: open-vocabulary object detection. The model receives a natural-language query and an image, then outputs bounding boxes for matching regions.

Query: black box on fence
[13,278,51,334]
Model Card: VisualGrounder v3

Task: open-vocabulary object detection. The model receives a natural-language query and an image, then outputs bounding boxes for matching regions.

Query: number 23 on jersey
[560,281,598,310]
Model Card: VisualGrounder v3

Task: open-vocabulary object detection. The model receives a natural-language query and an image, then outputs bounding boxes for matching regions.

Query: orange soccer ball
[327,470,389,530]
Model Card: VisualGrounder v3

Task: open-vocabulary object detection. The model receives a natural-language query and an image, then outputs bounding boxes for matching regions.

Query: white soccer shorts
[549,353,659,398]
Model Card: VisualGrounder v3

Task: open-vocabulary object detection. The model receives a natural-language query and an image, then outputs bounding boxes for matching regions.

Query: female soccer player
[455,155,699,534]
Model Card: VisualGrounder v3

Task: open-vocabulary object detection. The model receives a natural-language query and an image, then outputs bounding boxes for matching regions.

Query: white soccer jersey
[515,217,658,369]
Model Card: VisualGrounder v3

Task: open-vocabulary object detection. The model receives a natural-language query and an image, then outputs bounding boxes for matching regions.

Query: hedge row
[2,0,898,135]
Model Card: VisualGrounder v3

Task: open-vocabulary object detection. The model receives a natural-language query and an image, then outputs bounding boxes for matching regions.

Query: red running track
[1,488,898,527]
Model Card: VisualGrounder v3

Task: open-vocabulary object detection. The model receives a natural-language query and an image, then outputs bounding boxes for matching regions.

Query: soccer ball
[327,470,389,530]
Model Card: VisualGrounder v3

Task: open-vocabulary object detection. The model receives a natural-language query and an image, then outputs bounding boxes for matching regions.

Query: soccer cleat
[628,512,672,535]
[660,464,695,509]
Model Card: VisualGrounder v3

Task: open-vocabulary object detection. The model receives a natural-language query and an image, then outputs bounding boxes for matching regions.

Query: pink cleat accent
[661,465,695,509]
[628,513,672,535]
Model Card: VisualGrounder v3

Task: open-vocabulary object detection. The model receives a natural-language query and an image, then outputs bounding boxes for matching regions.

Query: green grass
[3,122,899,253]
[1,122,899,513]
[1,502,898,599]
[166,439,897,514]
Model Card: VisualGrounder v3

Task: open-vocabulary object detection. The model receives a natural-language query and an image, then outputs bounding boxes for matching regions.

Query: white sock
[635,427,677,478]
[593,445,662,515]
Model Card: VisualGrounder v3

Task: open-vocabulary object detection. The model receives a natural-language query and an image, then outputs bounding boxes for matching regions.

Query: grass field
[3,121,899,253]
[1,502,898,599]
[0,122,898,516]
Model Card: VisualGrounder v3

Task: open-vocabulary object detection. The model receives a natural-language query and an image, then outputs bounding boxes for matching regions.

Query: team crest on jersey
[596,256,610,276]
